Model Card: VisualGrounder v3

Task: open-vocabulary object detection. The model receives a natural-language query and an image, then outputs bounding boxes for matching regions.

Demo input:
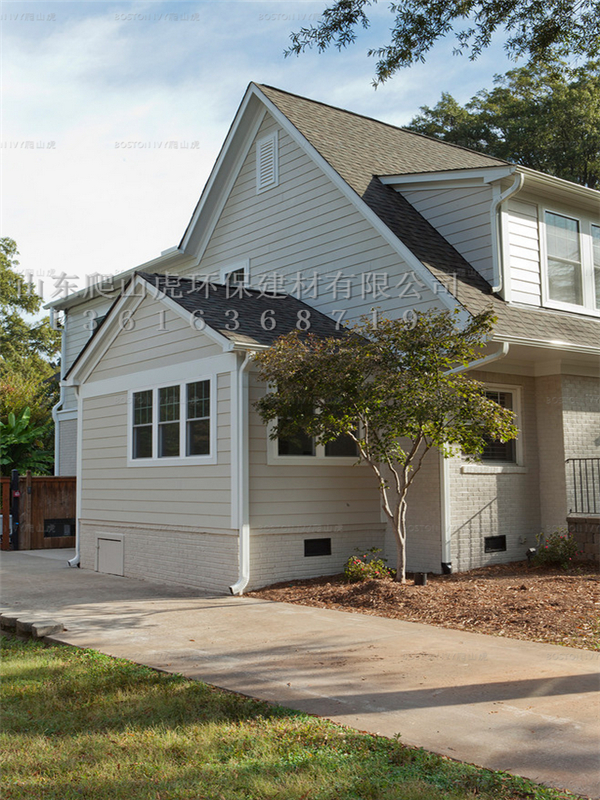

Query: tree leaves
[285,0,600,85]
[407,58,600,188]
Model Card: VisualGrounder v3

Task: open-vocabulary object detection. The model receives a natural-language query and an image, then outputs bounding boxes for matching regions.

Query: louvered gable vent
[256,131,278,193]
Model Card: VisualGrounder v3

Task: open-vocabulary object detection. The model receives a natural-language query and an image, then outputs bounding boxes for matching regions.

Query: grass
[0,636,578,800]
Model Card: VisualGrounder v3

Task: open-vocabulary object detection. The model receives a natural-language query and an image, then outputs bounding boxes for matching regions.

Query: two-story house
[49,83,600,593]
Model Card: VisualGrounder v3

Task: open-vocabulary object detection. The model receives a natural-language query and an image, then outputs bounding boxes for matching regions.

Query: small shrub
[343,548,390,582]
[534,529,581,570]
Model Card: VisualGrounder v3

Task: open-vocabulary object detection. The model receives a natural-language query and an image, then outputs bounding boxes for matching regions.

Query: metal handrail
[566,458,600,515]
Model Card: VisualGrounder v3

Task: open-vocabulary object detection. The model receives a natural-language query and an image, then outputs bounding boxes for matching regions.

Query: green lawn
[0,636,575,800]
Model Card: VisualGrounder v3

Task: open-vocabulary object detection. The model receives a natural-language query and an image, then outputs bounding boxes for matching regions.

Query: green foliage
[0,636,576,800]
[534,530,581,570]
[285,0,600,85]
[254,309,518,582]
[0,238,61,371]
[408,59,600,189]
[0,238,61,474]
[0,406,54,476]
[344,548,391,582]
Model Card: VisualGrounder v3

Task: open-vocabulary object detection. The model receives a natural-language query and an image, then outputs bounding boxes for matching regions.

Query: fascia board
[44,248,192,311]
[490,332,600,356]
[64,275,235,386]
[64,282,145,385]
[179,84,265,254]
[379,166,515,188]
[518,165,600,203]
[253,86,470,324]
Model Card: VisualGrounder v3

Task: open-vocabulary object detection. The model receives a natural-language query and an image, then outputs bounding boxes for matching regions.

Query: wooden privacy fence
[1,472,76,551]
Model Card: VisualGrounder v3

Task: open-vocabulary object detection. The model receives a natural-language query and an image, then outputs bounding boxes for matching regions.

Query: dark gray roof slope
[259,85,600,349]
[138,272,345,347]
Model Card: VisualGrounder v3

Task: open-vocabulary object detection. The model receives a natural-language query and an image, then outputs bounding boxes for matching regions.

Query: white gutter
[440,341,510,571]
[67,385,83,568]
[490,172,524,294]
[229,350,253,595]
[51,310,68,476]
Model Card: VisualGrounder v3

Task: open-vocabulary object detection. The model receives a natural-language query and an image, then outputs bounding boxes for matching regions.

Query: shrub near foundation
[534,530,581,570]
[343,547,391,582]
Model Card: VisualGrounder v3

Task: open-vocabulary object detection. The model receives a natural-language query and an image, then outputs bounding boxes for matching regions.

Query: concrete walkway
[1,549,599,799]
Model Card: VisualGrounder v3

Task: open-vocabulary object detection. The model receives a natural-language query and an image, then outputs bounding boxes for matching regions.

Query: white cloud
[2,0,521,304]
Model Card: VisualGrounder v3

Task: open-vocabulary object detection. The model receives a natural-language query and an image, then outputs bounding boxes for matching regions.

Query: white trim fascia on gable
[179,86,268,254]
[65,289,146,386]
[64,275,235,386]
[44,248,192,312]
[180,108,267,267]
[379,166,515,189]
[251,86,469,324]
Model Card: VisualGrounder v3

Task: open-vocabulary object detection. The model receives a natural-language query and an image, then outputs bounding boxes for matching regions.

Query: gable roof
[256,84,600,351]
[137,272,346,347]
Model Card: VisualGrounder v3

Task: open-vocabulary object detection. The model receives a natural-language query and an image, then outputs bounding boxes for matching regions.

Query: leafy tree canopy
[407,58,600,188]
[254,309,518,583]
[286,0,600,85]
[0,237,61,374]
[1,238,60,474]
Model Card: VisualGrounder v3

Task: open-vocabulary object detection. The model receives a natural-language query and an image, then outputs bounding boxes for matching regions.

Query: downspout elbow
[491,172,524,294]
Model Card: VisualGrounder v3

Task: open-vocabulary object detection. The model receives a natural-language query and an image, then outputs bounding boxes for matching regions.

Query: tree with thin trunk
[253,309,518,583]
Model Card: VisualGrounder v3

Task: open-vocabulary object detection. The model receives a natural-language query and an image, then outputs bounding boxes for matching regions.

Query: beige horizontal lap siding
[248,377,382,531]
[86,295,222,382]
[183,113,441,322]
[81,367,232,530]
[63,296,114,408]
[401,186,494,283]
[506,199,541,305]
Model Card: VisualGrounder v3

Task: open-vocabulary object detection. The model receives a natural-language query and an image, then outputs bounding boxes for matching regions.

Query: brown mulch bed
[250,561,600,651]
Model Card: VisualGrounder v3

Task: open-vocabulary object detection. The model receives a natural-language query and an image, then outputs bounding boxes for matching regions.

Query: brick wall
[248,525,385,590]
[567,515,600,564]
[80,521,239,593]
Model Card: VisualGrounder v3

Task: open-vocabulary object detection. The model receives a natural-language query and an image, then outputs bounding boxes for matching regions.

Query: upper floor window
[543,211,600,312]
[131,379,213,464]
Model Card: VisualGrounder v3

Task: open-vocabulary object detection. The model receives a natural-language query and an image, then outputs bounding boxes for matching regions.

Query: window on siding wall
[277,430,358,459]
[593,225,600,309]
[544,211,599,312]
[132,390,153,459]
[481,390,516,463]
[131,380,212,461]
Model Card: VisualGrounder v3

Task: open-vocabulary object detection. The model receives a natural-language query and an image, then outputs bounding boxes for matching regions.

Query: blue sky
[2,1,522,303]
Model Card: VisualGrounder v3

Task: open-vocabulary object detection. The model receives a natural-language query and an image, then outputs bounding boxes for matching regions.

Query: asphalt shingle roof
[258,84,600,350]
[138,272,346,347]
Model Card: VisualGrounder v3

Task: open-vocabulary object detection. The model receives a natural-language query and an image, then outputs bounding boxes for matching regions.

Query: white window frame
[539,204,600,317]
[256,130,279,194]
[266,421,367,467]
[127,375,217,466]
[461,383,526,474]
[219,259,250,287]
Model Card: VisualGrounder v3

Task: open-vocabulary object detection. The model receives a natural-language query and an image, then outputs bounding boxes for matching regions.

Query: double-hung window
[543,210,600,313]
[131,378,214,464]
[481,390,516,463]
[274,428,359,463]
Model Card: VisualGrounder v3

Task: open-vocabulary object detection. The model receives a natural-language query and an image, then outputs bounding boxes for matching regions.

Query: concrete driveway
[1,549,599,799]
